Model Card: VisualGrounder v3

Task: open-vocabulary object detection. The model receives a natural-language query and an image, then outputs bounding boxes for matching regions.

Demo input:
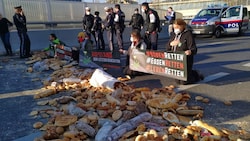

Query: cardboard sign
[56,45,73,60]
[91,51,121,69]
[130,49,187,81]
[79,50,121,69]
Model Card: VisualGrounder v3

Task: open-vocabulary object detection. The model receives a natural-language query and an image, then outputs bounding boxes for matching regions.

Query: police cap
[14,5,22,9]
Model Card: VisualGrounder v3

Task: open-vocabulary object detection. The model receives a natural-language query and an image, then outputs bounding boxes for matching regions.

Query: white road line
[0,89,44,99]
[243,62,250,67]
[175,72,230,92]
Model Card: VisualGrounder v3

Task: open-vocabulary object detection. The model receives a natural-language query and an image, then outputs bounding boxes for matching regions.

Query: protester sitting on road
[0,13,13,56]
[120,30,147,76]
[166,18,203,85]
[78,31,93,51]
[44,33,64,57]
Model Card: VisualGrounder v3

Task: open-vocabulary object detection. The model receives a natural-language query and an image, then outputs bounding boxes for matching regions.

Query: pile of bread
[26,52,250,141]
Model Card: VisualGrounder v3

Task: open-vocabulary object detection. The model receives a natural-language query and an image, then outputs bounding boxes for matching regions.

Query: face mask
[130,37,134,42]
[141,8,145,13]
[86,11,90,15]
[174,28,181,34]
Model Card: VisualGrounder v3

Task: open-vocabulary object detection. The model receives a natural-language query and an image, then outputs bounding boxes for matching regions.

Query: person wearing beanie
[129,8,144,32]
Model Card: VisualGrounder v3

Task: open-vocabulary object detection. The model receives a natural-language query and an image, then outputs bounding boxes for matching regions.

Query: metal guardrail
[26,19,172,29]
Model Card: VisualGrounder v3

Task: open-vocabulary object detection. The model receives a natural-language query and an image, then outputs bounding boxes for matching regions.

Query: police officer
[82,7,95,40]
[114,4,125,50]
[92,11,105,50]
[141,2,161,50]
[13,6,31,58]
[104,7,114,52]
[129,8,144,32]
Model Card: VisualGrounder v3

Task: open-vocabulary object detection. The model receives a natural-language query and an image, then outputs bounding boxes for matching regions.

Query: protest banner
[79,49,121,69]
[130,49,187,81]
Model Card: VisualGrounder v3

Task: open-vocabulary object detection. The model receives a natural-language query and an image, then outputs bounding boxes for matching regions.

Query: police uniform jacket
[114,10,125,30]
[104,13,114,30]
[129,13,144,29]
[82,14,94,31]
[145,8,160,33]
[92,16,103,31]
[13,13,27,32]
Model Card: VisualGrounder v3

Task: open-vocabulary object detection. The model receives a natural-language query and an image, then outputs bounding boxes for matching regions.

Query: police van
[189,5,249,38]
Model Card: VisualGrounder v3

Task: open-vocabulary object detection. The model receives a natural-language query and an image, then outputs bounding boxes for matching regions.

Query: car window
[196,9,221,17]
[223,7,240,18]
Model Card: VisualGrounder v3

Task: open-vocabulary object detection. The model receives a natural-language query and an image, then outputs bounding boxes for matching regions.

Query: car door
[221,5,243,34]
[241,7,249,32]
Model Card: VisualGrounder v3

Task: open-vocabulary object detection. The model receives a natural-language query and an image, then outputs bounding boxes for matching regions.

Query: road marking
[175,72,230,92]
[0,89,45,99]
[243,62,250,67]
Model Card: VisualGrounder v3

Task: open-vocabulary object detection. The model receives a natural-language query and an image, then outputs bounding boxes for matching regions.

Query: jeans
[0,32,12,55]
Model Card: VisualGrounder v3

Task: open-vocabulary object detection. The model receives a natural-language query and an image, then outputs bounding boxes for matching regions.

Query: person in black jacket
[104,7,114,52]
[0,13,13,56]
[13,6,31,58]
[92,11,105,50]
[166,18,203,85]
[82,7,95,40]
[129,8,144,32]
[114,4,125,50]
[141,2,161,50]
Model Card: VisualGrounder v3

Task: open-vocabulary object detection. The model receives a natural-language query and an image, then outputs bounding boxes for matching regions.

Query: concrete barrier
[0,26,169,55]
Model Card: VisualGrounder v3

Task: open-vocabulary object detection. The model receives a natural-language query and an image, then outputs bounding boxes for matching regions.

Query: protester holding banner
[166,18,203,85]
[120,30,147,76]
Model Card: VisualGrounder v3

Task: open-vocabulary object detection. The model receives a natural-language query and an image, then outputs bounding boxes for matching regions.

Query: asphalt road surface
[1,33,250,141]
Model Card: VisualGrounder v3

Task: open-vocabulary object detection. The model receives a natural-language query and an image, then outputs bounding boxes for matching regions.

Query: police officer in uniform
[13,6,31,58]
[114,4,125,50]
[141,2,161,50]
[129,8,144,32]
[104,7,114,52]
[92,11,105,50]
[82,7,95,40]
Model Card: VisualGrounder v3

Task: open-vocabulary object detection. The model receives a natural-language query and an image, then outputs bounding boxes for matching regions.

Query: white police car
[189,5,249,38]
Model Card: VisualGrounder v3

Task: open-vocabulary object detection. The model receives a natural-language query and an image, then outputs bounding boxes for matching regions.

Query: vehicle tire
[214,28,222,38]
